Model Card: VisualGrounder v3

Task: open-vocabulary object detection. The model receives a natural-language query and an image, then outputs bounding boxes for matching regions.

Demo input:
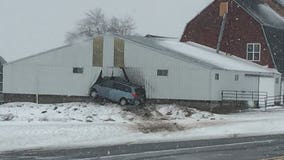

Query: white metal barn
[3,34,281,109]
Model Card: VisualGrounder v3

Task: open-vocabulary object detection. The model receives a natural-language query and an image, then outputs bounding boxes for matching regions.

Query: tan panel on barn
[93,36,103,67]
[219,2,228,16]
[114,38,125,68]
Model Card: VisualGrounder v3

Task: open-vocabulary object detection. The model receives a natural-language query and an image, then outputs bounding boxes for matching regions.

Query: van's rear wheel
[119,98,128,106]
[90,90,98,98]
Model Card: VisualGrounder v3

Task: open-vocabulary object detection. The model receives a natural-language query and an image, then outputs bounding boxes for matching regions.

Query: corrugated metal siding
[3,40,101,96]
[123,39,276,101]
[210,70,260,100]
[124,40,212,100]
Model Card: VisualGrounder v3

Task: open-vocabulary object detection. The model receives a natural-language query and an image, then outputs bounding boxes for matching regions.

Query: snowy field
[0,102,284,152]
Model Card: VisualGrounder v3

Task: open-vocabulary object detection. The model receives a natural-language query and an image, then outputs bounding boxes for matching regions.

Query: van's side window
[101,81,113,88]
[113,83,131,92]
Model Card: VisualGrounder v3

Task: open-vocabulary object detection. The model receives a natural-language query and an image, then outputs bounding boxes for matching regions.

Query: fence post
[36,94,39,104]
[264,95,267,111]
[235,91,238,107]
[221,91,224,107]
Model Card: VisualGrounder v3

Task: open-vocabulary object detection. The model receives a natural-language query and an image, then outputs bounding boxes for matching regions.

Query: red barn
[181,0,284,75]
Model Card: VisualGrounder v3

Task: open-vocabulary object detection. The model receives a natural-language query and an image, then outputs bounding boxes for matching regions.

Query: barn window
[73,67,84,74]
[215,73,219,80]
[247,43,261,61]
[235,75,239,81]
[157,69,168,76]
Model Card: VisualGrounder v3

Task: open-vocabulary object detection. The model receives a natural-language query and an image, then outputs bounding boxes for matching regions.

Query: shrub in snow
[137,122,185,133]
[86,116,94,122]
[0,114,14,121]
[39,117,49,122]
[104,118,115,122]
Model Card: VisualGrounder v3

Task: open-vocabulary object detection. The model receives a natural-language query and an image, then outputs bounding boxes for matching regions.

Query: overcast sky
[0,0,212,62]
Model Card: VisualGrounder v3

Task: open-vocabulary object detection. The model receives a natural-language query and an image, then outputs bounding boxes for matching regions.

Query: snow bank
[0,102,137,123]
[0,102,284,152]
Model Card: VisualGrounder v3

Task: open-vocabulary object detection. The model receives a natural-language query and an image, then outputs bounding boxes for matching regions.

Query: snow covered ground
[0,102,284,152]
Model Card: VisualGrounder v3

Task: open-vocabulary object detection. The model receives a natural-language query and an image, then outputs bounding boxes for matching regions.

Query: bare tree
[119,16,136,35]
[65,8,136,44]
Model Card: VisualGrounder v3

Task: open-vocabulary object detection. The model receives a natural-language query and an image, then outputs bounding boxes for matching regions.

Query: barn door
[259,77,275,107]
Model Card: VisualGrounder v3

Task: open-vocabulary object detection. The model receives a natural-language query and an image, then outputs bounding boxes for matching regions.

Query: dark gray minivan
[90,77,146,106]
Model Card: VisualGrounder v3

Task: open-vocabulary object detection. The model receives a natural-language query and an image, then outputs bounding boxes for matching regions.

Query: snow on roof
[235,0,284,29]
[156,39,278,74]
[257,3,284,27]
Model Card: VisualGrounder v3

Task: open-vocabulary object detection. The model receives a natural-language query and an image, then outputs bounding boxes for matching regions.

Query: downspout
[216,13,228,53]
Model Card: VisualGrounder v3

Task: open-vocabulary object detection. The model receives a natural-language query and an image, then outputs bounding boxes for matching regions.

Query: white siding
[4,40,101,96]
[124,40,212,100]
[103,35,114,68]
[210,70,259,100]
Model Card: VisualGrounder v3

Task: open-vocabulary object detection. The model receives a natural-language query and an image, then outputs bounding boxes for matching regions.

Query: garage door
[259,77,275,97]
[259,77,275,107]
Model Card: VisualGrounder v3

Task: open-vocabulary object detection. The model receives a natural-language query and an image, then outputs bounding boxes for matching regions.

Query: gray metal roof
[235,0,284,29]
[263,26,284,74]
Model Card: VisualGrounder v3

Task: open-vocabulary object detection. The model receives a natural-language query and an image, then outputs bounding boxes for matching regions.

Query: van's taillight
[132,93,138,98]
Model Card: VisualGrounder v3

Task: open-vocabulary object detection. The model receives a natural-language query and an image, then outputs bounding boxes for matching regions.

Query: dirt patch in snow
[126,104,215,121]
[124,106,159,120]
[126,104,220,133]
[0,114,15,121]
[136,122,185,133]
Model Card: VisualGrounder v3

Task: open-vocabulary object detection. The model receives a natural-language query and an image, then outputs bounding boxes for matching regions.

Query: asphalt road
[1,134,284,160]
